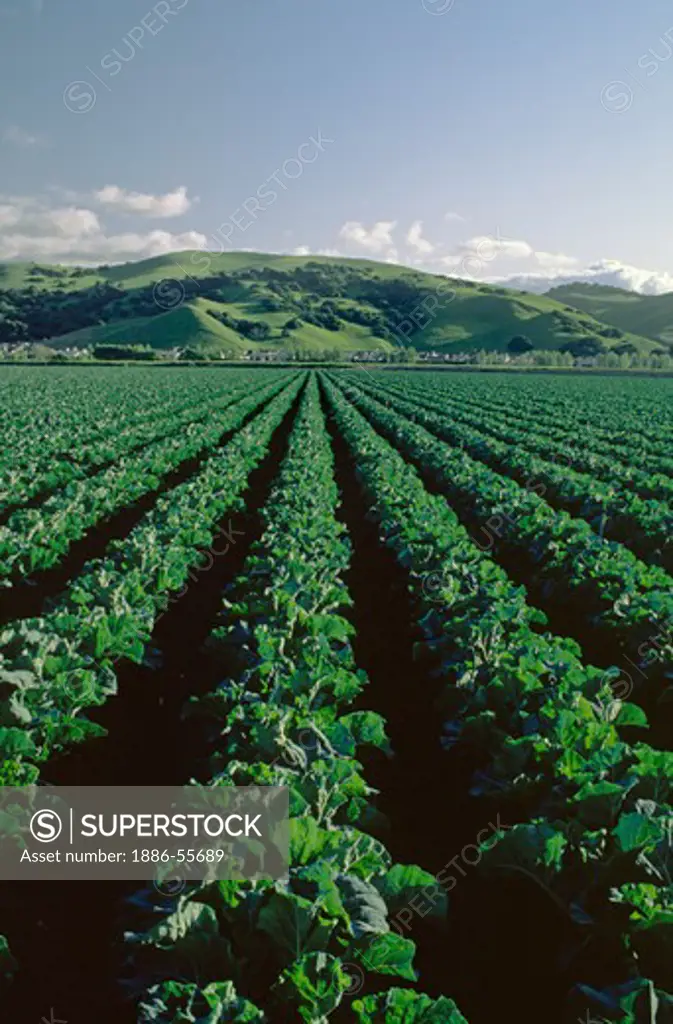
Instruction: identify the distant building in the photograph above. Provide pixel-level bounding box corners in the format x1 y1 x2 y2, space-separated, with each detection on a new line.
418 350 471 364
350 350 387 362
245 349 286 362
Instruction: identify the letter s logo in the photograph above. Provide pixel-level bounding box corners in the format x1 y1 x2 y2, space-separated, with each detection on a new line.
30 810 63 843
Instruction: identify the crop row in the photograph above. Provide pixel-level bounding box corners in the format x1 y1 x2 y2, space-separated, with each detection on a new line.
125 375 467 1022
374 372 673 501
0 373 293 585
0 367 202 473
0 375 305 782
405 371 673 456
0 370 270 515
336 375 673 691
321 373 673 1021
350 373 673 571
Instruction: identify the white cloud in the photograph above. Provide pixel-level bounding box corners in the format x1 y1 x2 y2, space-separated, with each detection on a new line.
0 199 100 240
534 251 579 271
436 236 673 296
415 230 673 298
48 207 101 238
292 245 344 258
280 227 673 299
339 220 397 255
0 202 24 229
406 220 435 256
2 125 46 148
94 184 193 218
338 217 540 271
0 229 207 263
481 236 533 260
444 211 466 223
0 194 206 262
441 234 533 271
491 259 673 296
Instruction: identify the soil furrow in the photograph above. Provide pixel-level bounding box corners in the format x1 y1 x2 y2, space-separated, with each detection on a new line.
0 387 303 1024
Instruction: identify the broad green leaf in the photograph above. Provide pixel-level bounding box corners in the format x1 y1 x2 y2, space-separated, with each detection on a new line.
613 812 662 853
337 874 389 939
358 932 417 980
614 703 649 729
257 891 334 963
138 979 264 1022
271 952 348 1022
571 781 625 829
375 863 447 924
353 987 468 1022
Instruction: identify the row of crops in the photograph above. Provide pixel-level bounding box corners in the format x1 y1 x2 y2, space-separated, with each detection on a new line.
0 365 670 1023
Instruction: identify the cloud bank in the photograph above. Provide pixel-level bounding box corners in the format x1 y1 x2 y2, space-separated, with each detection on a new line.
0 193 205 262
333 218 673 296
93 185 194 218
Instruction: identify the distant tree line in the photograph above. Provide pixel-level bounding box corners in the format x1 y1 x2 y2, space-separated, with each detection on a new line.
5 340 671 372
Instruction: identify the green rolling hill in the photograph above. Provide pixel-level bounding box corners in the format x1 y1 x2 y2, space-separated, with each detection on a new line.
0 251 664 357
46 301 249 356
548 282 673 348
46 297 379 356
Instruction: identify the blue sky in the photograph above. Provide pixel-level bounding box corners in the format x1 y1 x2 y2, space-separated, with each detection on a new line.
2 0 673 292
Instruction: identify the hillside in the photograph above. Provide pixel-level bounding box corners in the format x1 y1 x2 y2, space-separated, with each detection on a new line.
548 282 673 348
47 301 248 355
47 296 380 355
0 251 663 357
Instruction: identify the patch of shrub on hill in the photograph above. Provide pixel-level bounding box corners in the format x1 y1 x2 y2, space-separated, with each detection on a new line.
92 344 157 361
507 334 534 353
